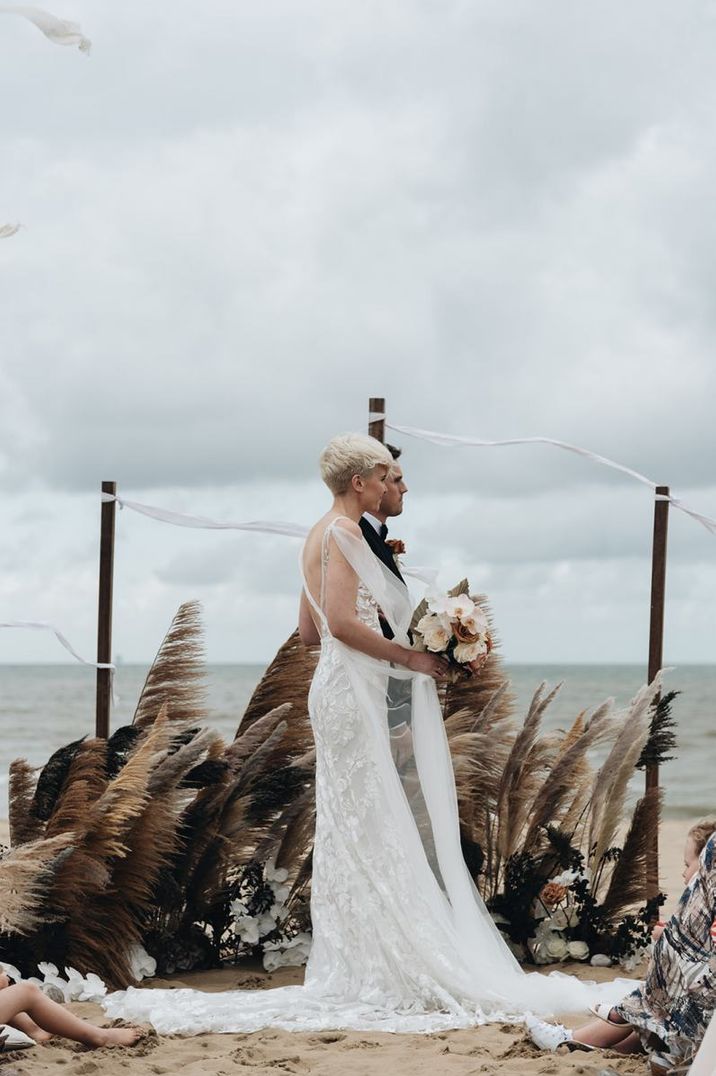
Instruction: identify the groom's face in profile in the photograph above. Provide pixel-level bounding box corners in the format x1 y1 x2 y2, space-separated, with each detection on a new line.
379 464 408 518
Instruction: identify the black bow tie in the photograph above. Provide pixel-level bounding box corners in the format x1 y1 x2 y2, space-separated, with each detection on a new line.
379 523 389 540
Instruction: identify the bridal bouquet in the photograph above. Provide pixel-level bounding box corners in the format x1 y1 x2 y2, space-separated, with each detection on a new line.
414 591 492 678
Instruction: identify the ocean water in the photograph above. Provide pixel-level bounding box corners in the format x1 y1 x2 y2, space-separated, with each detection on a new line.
0 663 713 820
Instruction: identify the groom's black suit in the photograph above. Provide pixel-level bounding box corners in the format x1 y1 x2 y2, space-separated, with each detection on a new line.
359 515 411 731
358 516 404 640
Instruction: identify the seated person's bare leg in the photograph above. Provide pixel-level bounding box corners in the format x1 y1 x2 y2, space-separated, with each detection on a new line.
0 984 141 1048
571 1018 635 1049
8 1011 53 1043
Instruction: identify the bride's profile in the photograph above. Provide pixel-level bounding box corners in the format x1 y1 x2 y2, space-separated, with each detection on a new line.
104 433 636 1034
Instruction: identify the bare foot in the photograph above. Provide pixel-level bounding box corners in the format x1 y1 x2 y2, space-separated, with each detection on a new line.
95 1026 143 1048
34 1030 54 1044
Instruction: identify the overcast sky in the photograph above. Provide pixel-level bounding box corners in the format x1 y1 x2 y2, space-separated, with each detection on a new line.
1 0 715 670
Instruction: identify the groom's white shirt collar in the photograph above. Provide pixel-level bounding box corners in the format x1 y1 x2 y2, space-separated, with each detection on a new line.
363 513 383 534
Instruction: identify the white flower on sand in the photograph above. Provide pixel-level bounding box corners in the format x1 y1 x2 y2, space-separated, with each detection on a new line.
65 966 107 1002
416 613 451 653
590 953 612 968
128 944 157 982
453 639 488 664
262 932 312 973
37 963 70 1002
567 941 590 961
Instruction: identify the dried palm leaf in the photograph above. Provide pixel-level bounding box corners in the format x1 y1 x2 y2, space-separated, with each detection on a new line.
106 725 142 778
495 682 562 863
0 833 74 935
588 680 661 875
8 760 43 846
31 737 86 821
256 786 316 873
521 700 615 853
133 601 207 728
241 631 317 740
45 739 108 838
636 690 679 770
600 786 663 920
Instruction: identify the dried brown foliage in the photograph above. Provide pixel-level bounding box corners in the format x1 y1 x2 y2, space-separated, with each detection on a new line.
133 600 208 728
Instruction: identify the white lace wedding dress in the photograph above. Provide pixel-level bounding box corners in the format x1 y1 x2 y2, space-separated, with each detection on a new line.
103 519 636 1034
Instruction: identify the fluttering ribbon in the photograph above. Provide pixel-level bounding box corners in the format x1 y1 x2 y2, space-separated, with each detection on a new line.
386 422 716 537
100 493 310 538
0 621 117 702
0 224 21 238
0 4 91 52
0 621 114 669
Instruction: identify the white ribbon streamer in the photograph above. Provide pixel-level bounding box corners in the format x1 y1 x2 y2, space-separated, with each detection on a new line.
0 223 21 238
100 493 309 538
0 621 114 669
387 422 716 537
0 4 91 52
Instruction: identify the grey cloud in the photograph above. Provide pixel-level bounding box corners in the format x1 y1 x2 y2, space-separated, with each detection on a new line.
2 0 716 664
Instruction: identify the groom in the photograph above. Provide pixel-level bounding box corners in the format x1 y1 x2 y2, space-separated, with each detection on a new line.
359 444 408 607
359 446 413 766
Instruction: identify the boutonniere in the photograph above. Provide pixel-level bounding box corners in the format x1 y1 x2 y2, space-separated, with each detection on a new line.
386 538 406 562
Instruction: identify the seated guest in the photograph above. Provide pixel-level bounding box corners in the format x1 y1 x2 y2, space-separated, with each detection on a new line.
0 972 141 1050
528 819 716 1073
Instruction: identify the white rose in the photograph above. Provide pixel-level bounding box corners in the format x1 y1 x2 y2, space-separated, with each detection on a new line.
550 908 569 930
527 937 554 965
453 639 487 663
567 941 589 961
590 953 612 967
417 614 451 652
545 934 569 960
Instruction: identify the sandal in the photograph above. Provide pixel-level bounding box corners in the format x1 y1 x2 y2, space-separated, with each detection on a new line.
589 1003 626 1026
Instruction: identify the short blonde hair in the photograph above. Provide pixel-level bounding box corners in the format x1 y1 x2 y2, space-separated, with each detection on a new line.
319 433 393 495
688 818 716 856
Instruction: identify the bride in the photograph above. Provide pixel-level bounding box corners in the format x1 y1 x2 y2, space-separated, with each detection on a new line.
104 433 636 1034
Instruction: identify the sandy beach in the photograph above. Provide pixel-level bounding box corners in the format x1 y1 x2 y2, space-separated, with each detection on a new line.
0 817 698 1075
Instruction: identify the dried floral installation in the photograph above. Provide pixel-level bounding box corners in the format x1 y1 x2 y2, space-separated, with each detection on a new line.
0 593 675 987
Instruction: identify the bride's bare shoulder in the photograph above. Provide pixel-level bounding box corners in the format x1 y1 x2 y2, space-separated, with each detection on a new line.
307 514 361 543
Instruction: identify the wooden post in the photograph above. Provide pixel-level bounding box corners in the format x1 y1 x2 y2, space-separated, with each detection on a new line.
369 397 385 442
646 484 670 899
96 480 117 738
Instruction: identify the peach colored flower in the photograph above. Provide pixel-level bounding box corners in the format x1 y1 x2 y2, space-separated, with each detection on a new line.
539 882 567 907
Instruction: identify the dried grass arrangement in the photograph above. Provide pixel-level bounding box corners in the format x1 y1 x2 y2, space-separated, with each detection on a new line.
0 595 675 986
